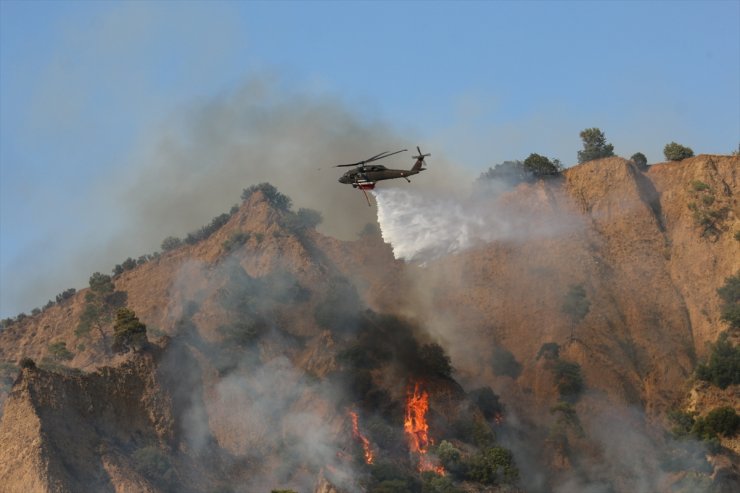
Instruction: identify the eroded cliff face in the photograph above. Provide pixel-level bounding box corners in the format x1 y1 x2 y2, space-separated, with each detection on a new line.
0 342 263 493
394 156 737 413
0 352 173 493
0 155 737 492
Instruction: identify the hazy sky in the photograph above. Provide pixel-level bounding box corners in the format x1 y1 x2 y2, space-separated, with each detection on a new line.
1 1 738 317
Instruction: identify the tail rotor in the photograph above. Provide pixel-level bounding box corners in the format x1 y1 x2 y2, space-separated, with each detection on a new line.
412 146 431 170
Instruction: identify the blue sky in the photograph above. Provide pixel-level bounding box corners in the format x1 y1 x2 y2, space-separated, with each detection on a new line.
1 0 738 317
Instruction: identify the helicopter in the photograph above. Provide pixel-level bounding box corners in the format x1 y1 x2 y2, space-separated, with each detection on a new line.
336 146 431 205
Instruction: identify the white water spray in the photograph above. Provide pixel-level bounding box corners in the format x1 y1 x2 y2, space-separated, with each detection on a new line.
373 186 578 263
373 188 513 262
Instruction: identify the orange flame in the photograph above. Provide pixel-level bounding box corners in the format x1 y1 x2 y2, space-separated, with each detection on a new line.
349 410 374 464
404 382 445 475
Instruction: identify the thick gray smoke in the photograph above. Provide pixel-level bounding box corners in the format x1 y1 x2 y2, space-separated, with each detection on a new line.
4 78 412 317
158 252 366 493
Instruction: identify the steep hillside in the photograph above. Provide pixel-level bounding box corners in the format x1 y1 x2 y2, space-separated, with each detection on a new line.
0 155 738 493
0 349 188 493
398 156 737 410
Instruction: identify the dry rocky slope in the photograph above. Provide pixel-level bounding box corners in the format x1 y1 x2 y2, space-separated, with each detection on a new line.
407 155 738 413
0 154 737 492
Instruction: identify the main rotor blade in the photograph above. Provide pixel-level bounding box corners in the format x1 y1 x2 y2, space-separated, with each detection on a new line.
365 148 407 163
367 150 393 161
334 149 407 167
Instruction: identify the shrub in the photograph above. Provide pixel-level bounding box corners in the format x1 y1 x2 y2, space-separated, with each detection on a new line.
562 284 590 324
536 342 560 361
132 446 175 487
468 387 503 420
436 440 462 466
217 319 266 347
421 472 463 493
369 461 420 493
121 257 136 271
664 142 694 161
477 160 530 187
55 288 76 304
19 357 36 369
76 299 103 337
185 212 231 245
692 407 740 439
161 236 183 252
369 480 416 493
47 342 73 361
280 207 323 234
491 345 522 378
553 360 584 401
0 362 17 393
293 207 323 230
686 182 728 238
31 308 41 316
717 273 740 330
75 284 127 337
242 183 292 211
222 232 250 252
578 128 615 163
460 417 496 448
467 446 519 485
695 331 739 389
111 308 148 353
668 409 696 438
550 401 584 437
523 153 562 178
631 152 648 170
89 272 114 295
418 343 453 378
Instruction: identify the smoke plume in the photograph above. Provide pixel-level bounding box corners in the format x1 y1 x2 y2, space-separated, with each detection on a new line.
3 77 412 317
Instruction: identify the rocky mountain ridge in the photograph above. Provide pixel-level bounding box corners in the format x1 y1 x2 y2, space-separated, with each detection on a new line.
0 154 738 493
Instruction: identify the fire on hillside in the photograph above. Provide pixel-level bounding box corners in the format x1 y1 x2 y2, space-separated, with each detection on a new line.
404 381 445 475
349 410 374 464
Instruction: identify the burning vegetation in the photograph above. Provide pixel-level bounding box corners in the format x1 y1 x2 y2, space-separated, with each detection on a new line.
404 382 445 475
349 410 374 465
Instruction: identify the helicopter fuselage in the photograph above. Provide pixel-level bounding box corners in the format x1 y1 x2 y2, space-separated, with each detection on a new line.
338 164 425 188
